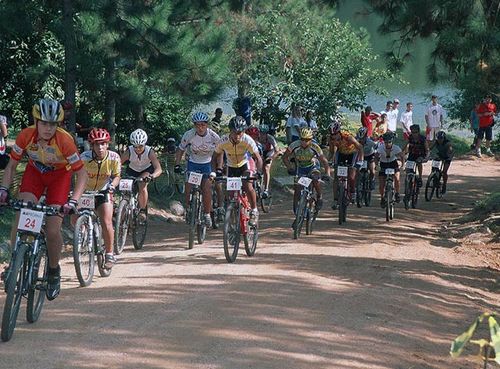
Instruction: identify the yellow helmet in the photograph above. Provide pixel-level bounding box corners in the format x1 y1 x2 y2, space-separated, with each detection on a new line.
32 99 64 123
300 127 313 140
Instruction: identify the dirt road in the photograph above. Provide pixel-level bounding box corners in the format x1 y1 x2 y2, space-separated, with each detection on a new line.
0 157 499 369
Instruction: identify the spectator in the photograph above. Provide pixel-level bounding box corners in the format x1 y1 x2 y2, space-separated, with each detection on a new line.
304 110 318 135
285 104 305 143
469 103 480 150
393 98 401 124
360 106 379 137
381 101 398 133
233 87 252 126
400 102 414 140
475 94 497 157
211 107 223 133
425 95 445 143
259 97 280 136
373 113 388 140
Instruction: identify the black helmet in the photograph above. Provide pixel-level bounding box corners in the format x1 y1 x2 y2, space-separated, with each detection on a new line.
436 131 446 140
409 124 420 133
382 132 395 143
228 116 247 132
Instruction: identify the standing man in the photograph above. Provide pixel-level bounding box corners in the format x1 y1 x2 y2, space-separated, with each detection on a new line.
211 107 223 133
393 98 401 125
425 95 445 143
259 97 280 136
381 101 398 134
360 106 379 138
475 94 497 157
400 102 414 140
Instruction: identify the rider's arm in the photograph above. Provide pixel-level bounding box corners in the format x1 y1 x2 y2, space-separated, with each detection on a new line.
0 121 7 138
120 149 130 165
174 147 184 166
215 151 224 170
424 140 430 158
319 154 331 177
149 150 163 179
327 138 335 162
1 157 19 189
70 167 88 202
282 148 292 170
253 151 263 173
351 137 364 161
402 141 409 155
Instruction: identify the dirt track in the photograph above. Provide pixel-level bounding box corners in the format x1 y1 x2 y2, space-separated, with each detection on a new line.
0 156 499 369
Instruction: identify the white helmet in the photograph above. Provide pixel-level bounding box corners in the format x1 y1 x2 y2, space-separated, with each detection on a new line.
130 129 148 146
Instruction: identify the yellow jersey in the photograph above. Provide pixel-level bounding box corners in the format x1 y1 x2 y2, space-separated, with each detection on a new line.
215 134 258 168
287 140 323 168
80 150 121 191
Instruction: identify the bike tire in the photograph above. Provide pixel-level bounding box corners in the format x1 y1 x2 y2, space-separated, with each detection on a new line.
114 199 130 255
27 240 48 323
338 185 345 225
196 194 207 244
96 252 112 277
356 175 363 208
1 243 29 342
154 171 175 199
260 194 273 213
435 174 443 198
223 202 240 263
404 176 412 210
425 174 435 202
244 225 258 257
385 187 393 222
95 222 111 278
364 178 372 207
188 193 198 249
305 208 313 235
73 215 95 287
175 178 185 195
132 208 148 250
411 181 419 209
293 194 307 239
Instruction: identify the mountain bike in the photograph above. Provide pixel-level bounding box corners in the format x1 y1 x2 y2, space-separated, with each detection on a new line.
255 175 273 213
403 160 420 209
384 168 396 221
355 160 372 208
216 175 258 263
72 192 112 287
292 173 320 239
185 171 215 249
425 159 444 202
114 177 148 254
153 154 185 198
1 200 60 342
335 164 352 225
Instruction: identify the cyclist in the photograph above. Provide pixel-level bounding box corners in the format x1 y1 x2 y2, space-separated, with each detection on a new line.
174 112 220 227
355 127 377 190
375 132 405 207
79 128 120 269
402 124 429 186
328 119 364 208
120 128 162 218
258 124 279 198
214 116 263 226
0 99 88 300
282 127 331 215
429 131 453 194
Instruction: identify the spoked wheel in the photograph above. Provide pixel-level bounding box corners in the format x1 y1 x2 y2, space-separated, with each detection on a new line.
188 194 198 249
385 188 393 222
356 176 363 208
175 176 185 195
411 182 419 209
223 203 240 263
73 215 95 287
95 224 111 278
114 199 130 255
1 243 29 342
260 193 273 213
338 185 345 225
244 225 258 257
27 241 48 323
293 194 307 239
132 208 148 250
425 174 436 201
305 208 314 235
435 174 443 198
404 177 412 210
364 178 372 207
197 198 207 245
153 172 175 199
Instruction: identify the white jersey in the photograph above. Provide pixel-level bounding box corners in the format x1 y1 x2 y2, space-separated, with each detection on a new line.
128 145 153 172
286 116 306 137
382 109 398 132
377 144 402 163
400 111 413 133
179 128 220 164
425 104 445 128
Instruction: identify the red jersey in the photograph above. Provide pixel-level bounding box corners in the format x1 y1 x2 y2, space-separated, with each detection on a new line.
476 102 497 128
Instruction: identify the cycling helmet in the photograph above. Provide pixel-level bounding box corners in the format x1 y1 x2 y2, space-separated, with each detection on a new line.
192 112 209 123
130 128 148 146
32 99 64 123
382 132 395 143
436 131 446 140
167 137 176 144
329 120 341 135
88 128 111 143
228 116 247 132
300 127 314 140
409 124 420 133
259 124 270 134
356 127 368 140
246 126 260 140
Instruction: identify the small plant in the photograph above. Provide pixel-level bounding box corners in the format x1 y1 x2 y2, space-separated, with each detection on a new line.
450 312 500 368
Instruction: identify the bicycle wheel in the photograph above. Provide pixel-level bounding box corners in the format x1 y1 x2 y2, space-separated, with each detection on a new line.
244 225 258 256
385 186 393 222
260 193 273 213
27 240 48 323
188 193 198 249
196 196 207 245
403 176 412 210
175 174 185 195
305 203 315 236
73 215 95 287
223 202 240 263
411 180 419 209
1 243 29 342
364 177 372 207
435 173 443 198
338 184 345 225
114 199 130 255
153 171 175 199
132 208 148 250
425 173 435 201
356 174 363 208
211 187 220 229
95 224 111 278
293 193 307 239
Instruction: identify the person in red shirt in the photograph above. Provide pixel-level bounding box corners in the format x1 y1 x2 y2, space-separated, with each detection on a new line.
474 94 497 157
360 106 379 138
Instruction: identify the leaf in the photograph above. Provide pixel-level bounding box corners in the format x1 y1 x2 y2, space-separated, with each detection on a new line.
450 315 481 357
489 316 500 364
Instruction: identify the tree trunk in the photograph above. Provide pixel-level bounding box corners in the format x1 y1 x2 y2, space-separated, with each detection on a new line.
104 64 116 146
135 104 145 129
63 0 77 133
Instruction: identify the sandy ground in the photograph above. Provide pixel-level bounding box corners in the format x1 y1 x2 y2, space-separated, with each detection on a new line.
0 155 499 369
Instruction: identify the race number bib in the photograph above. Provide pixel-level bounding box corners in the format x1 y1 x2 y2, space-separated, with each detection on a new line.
187 172 203 186
119 179 133 192
406 161 416 171
18 209 44 234
432 160 441 169
227 177 242 191
297 176 312 187
385 168 395 175
337 166 348 177
78 193 95 209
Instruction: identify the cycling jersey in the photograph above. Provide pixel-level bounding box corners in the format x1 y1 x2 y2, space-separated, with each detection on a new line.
260 134 277 155
362 138 378 157
435 139 452 160
288 140 323 168
215 133 258 168
408 134 426 158
10 125 83 173
331 131 357 155
127 145 153 172
179 128 220 164
377 144 402 163
81 150 121 191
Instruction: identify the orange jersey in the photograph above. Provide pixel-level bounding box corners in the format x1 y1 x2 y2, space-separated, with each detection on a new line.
331 131 357 155
10 125 84 173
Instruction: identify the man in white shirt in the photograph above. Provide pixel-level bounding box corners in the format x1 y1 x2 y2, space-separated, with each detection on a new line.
393 98 400 124
425 95 445 142
400 102 413 140
381 101 398 133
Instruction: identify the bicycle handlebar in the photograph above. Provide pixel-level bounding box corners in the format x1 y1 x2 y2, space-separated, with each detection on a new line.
8 199 62 215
